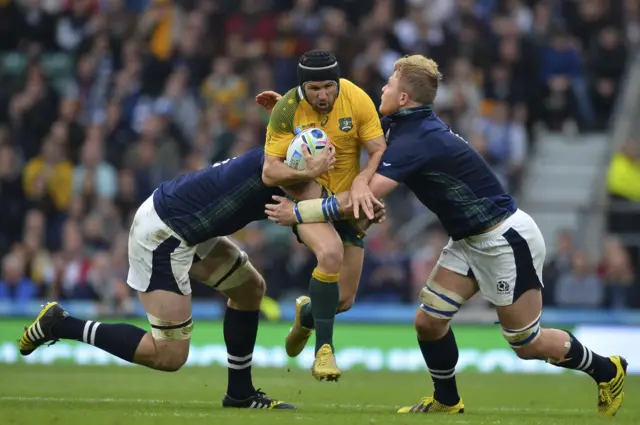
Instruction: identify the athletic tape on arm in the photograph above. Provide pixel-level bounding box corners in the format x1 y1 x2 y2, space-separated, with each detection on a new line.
294 196 343 224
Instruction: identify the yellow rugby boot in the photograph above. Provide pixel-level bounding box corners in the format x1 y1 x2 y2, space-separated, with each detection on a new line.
19 302 68 355
311 344 341 382
285 296 313 357
597 356 627 416
397 396 465 414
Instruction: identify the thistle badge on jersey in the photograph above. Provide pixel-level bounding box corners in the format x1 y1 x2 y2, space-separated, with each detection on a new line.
339 117 353 132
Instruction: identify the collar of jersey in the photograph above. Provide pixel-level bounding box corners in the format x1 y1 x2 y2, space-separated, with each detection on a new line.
389 104 433 118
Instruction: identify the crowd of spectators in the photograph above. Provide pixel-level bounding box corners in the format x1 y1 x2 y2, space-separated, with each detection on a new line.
0 0 637 312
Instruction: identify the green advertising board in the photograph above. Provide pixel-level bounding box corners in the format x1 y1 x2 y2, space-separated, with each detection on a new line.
0 320 567 374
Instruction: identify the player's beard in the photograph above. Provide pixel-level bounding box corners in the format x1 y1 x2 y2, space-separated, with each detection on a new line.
311 98 335 115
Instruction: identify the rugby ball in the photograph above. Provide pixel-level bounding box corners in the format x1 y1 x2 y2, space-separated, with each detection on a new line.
285 128 330 171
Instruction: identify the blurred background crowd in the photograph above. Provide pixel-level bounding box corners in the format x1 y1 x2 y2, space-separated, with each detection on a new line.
0 0 639 313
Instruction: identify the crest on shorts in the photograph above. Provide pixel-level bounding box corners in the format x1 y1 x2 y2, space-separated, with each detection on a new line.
497 280 511 295
339 117 353 132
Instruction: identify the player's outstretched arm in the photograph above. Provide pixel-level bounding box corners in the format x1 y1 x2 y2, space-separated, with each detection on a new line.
264 172 397 226
262 154 313 187
351 136 387 220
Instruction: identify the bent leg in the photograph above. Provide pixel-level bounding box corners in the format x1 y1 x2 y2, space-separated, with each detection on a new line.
191 237 262 400
296 223 343 354
496 289 625 416
472 210 626 416
136 289 192 371
190 237 294 409
21 196 195 371
406 264 478 411
20 290 192 372
299 243 364 331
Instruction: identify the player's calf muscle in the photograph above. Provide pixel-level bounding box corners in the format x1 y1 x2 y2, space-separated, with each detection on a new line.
511 328 567 362
336 246 363 312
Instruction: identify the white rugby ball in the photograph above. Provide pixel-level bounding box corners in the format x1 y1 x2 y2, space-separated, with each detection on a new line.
284 128 330 171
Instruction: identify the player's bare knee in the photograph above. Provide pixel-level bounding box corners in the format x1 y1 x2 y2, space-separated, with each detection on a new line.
414 308 449 340
153 348 189 372
144 312 193 372
316 243 344 273
222 260 266 310
338 295 355 313
243 273 266 304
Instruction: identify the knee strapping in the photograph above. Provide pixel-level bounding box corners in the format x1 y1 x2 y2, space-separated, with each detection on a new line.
501 313 541 349
419 280 465 320
147 313 193 341
204 251 257 291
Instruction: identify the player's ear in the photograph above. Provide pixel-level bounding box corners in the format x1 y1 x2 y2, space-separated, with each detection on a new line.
399 92 409 106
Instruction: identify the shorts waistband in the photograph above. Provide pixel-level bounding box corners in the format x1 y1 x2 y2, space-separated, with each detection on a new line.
464 209 520 243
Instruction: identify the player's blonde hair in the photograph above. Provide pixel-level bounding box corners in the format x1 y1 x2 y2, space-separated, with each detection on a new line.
393 55 442 105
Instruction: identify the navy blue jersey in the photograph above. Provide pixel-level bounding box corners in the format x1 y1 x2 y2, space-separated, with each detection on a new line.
153 148 284 245
377 106 516 240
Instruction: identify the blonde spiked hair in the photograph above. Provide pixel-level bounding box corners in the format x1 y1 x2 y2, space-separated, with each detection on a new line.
393 55 443 105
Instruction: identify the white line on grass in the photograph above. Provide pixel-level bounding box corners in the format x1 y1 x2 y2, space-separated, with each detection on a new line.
0 396 591 414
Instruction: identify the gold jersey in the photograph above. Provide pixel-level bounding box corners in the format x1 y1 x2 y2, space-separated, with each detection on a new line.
265 78 383 193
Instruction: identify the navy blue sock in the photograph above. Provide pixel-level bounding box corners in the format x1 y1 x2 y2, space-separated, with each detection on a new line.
554 331 616 383
418 328 461 406
51 316 146 362
224 307 258 399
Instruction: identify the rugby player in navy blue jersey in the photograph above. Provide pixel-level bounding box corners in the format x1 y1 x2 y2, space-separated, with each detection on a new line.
264 55 626 417
18 146 334 410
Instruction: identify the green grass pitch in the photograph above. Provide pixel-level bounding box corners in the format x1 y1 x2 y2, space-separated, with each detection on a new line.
0 365 636 425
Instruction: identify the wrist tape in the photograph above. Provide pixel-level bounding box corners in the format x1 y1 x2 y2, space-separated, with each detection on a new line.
293 195 342 224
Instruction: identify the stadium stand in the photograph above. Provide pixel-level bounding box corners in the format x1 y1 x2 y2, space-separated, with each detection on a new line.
0 0 639 317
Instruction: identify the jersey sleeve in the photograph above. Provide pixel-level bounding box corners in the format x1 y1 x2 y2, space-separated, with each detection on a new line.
375 139 430 183
346 81 384 143
264 89 299 158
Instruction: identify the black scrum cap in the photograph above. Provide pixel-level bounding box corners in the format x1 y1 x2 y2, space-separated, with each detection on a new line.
297 50 340 97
